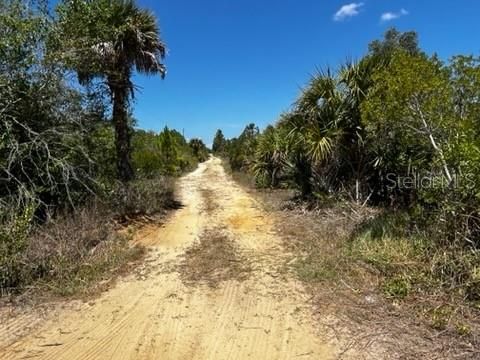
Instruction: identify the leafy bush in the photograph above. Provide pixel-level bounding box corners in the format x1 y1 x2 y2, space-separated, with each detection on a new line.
0 201 35 291
383 276 411 299
226 28 480 256
222 124 259 171
0 0 108 215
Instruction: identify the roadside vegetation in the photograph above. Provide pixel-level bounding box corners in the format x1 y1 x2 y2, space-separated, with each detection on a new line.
215 28 480 338
0 0 208 299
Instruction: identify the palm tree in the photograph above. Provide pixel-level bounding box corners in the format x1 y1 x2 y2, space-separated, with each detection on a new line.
189 138 208 162
58 0 166 181
294 70 343 164
279 71 343 195
338 58 376 201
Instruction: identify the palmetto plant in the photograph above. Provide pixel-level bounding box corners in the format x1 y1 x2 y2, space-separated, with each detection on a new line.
57 0 166 181
272 63 376 197
277 71 343 195
253 125 288 187
337 58 377 199
293 70 343 164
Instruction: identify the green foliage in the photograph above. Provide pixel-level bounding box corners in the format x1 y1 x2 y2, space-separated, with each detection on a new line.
0 1 186 296
368 27 420 59
383 276 411 299
218 28 480 305
132 127 204 177
106 177 177 219
0 0 105 212
350 212 427 275
225 27 480 249
235 28 427 200
54 0 166 84
350 211 480 302
0 0 49 71
55 0 167 181
223 123 259 172
189 138 209 163
362 51 455 199
88 123 117 181
252 125 288 187
212 129 227 154
0 201 35 289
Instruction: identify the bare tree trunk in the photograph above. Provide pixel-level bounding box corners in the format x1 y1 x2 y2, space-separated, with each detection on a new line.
411 98 453 184
356 178 360 204
112 86 134 182
423 118 453 184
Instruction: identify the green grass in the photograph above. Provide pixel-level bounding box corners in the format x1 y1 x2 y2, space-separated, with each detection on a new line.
382 275 412 299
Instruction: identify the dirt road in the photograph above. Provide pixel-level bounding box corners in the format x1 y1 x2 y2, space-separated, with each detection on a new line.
0 158 337 359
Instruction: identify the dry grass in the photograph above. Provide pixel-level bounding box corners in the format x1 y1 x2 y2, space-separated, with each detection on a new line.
200 188 218 214
4 204 145 303
108 177 181 223
181 168 480 357
251 188 480 359
1 177 178 303
178 227 252 288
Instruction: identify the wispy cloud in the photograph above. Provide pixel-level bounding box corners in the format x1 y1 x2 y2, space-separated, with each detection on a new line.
223 123 243 129
380 8 408 22
333 3 364 22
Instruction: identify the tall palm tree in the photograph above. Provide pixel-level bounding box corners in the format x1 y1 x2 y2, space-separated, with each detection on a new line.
58 0 166 181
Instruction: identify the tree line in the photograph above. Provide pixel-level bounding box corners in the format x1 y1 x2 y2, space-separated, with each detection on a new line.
214 28 480 300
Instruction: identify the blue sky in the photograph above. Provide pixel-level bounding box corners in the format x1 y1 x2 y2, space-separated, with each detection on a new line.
131 0 478 146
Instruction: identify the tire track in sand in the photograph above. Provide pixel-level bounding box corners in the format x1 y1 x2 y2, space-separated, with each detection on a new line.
0 158 336 360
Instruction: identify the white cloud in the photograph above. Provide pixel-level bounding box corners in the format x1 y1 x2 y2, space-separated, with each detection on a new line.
333 3 364 22
380 8 408 22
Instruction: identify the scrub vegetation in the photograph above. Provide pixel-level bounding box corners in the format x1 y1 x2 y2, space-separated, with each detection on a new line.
2 0 480 354
215 28 480 338
0 0 208 298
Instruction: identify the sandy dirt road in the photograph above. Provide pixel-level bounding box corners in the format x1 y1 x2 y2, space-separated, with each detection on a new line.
0 158 337 360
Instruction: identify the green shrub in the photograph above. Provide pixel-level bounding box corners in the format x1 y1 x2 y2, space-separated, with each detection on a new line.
426 305 454 330
430 249 480 301
383 276 411 299
132 127 203 178
0 202 35 291
351 212 480 302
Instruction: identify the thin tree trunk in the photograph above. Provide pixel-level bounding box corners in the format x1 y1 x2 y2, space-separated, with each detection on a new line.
112 86 134 182
410 98 453 184
355 179 360 204
271 168 278 187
